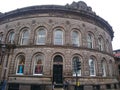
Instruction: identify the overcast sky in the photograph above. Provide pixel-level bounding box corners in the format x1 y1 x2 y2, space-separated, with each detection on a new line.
0 0 119 50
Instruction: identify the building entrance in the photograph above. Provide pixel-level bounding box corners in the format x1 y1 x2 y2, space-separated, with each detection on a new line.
53 64 63 84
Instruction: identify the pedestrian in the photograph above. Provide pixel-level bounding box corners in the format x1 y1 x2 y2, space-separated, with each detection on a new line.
1 80 6 90
63 80 68 90
52 81 56 90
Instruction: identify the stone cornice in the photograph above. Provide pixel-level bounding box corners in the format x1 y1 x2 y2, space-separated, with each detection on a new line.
0 3 114 39
15 45 114 57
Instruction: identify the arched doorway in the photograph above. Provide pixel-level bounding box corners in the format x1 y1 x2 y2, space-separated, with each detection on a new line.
53 55 63 84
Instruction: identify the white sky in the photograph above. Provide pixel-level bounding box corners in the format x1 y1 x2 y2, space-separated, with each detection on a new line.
0 0 119 50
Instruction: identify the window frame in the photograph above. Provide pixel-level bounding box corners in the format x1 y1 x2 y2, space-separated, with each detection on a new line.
71 30 80 47
0 33 3 42
87 33 93 48
16 55 25 75
36 27 46 45
8 31 15 44
33 54 44 75
98 37 104 51
72 56 81 76
109 60 113 76
89 58 96 76
20 28 29 45
54 28 64 45
101 60 107 77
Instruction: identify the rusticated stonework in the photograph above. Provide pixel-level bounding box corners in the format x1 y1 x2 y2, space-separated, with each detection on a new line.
0 1 119 90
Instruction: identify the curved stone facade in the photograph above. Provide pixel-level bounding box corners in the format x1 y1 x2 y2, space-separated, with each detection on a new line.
0 1 119 90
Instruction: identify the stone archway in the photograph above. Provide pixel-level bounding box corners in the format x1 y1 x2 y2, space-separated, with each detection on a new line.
53 55 63 84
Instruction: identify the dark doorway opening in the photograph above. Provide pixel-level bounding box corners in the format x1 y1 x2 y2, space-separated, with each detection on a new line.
8 83 19 90
53 64 63 84
31 85 42 90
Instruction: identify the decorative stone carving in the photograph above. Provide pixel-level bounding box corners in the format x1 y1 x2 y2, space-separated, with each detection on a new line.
65 1 94 14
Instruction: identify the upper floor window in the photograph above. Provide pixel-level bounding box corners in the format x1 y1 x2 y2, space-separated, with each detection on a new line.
87 33 93 48
16 55 25 75
101 60 106 77
20 28 29 45
98 37 104 51
72 30 80 47
33 54 44 75
8 31 15 44
72 56 81 76
89 58 96 76
106 40 109 52
36 27 46 45
118 65 120 76
0 33 3 43
54 29 63 45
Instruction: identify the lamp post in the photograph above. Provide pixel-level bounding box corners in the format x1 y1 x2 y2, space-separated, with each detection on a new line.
73 59 81 90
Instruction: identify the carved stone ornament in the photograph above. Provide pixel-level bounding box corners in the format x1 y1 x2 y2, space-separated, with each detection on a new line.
65 1 94 14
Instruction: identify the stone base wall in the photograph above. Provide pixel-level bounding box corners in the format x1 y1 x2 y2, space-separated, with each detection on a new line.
7 83 120 90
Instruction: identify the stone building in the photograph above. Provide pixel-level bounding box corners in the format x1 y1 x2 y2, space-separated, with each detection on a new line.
113 49 120 86
0 1 119 90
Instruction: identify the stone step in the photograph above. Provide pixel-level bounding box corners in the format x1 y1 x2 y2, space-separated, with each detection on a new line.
54 88 64 90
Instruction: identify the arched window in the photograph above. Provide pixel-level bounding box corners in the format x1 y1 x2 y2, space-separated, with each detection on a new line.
101 60 107 76
33 54 44 75
36 27 46 45
54 29 63 45
106 40 109 52
0 33 3 43
89 58 96 76
98 37 104 51
16 55 25 75
53 55 63 62
109 60 113 76
72 30 80 47
87 33 93 48
8 31 15 44
72 56 81 76
20 28 29 45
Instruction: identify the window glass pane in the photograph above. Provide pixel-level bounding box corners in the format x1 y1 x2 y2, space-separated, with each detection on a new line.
98 38 103 51
0 34 3 42
72 56 81 76
17 56 25 74
34 55 43 75
54 29 63 45
89 59 95 76
8 32 15 43
72 31 79 46
37 29 46 45
53 55 63 62
21 30 29 45
101 61 106 76
87 34 93 48
109 61 112 76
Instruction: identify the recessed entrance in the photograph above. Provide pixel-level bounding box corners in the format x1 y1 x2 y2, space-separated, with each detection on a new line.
53 55 63 84
53 64 63 84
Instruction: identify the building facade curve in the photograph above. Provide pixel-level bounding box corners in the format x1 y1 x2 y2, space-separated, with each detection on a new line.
0 1 119 90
